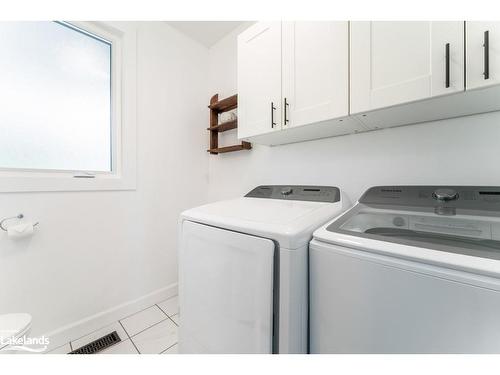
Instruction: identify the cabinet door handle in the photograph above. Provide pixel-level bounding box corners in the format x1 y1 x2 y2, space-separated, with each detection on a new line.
445 43 450 88
484 30 490 80
284 97 289 125
271 102 276 128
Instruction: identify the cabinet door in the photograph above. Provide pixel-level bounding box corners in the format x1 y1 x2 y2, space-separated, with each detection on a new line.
350 21 464 114
282 21 349 128
466 22 500 90
238 22 282 139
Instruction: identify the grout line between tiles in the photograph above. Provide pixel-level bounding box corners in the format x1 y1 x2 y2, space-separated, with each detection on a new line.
128 316 170 339
156 302 179 318
155 303 169 316
159 342 178 354
129 317 178 354
119 320 132 340
155 303 171 317
68 297 177 352
119 303 164 324
166 315 178 327
119 320 141 354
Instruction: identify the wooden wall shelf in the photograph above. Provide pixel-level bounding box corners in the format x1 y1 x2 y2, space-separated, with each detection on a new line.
207 119 238 132
208 95 238 112
208 144 252 154
207 94 251 155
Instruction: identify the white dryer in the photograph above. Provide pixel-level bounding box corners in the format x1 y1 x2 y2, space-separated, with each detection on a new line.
310 185 500 353
178 185 348 354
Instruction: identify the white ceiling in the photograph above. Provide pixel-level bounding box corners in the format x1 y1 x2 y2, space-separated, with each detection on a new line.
166 21 247 48
167 21 245 47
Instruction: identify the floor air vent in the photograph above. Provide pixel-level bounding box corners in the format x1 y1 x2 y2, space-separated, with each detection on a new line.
69 331 121 354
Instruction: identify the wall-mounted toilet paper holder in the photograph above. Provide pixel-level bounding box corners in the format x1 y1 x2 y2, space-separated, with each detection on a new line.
0 214 39 232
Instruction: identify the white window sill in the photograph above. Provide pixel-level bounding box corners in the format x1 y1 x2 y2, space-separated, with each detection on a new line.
0 171 136 193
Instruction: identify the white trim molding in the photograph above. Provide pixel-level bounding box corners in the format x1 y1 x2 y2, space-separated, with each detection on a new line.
43 283 178 351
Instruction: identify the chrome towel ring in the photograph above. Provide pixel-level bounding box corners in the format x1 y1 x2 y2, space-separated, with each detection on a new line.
0 214 39 232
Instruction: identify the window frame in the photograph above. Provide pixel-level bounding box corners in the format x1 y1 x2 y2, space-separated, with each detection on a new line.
0 21 137 192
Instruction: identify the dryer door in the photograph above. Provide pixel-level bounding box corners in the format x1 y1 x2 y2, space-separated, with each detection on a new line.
179 221 275 353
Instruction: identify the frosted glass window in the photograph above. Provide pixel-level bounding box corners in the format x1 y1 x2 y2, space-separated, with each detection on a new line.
0 22 112 172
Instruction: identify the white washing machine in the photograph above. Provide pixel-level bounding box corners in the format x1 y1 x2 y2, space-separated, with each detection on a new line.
310 185 500 353
178 185 348 354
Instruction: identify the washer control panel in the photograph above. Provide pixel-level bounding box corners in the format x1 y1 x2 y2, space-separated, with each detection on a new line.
360 186 500 212
433 188 458 201
245 185 340 203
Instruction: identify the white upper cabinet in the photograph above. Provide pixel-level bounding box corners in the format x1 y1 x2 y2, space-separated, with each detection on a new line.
282 22 349 128
237 22 282 139
237 21 500 146
350 21 464 114
466 22 500 90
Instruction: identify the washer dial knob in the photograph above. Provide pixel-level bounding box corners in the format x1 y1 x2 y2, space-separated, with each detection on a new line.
433 188 458 201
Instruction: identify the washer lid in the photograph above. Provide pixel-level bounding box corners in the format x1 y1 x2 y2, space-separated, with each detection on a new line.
322 186 500 262
0 313 32 348
313 187 500 278
181 191 346 249
326 206 500 260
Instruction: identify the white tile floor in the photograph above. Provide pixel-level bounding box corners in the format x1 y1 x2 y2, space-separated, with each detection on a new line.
47 295 180 354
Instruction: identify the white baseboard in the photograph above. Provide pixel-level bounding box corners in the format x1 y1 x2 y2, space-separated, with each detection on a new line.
44 283 178 351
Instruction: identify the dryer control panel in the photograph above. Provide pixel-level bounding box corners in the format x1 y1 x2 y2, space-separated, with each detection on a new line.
360 186 500 212
245 185 340 203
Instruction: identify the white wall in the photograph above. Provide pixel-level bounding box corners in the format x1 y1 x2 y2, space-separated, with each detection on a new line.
207 26 500 205
0 21 209 340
